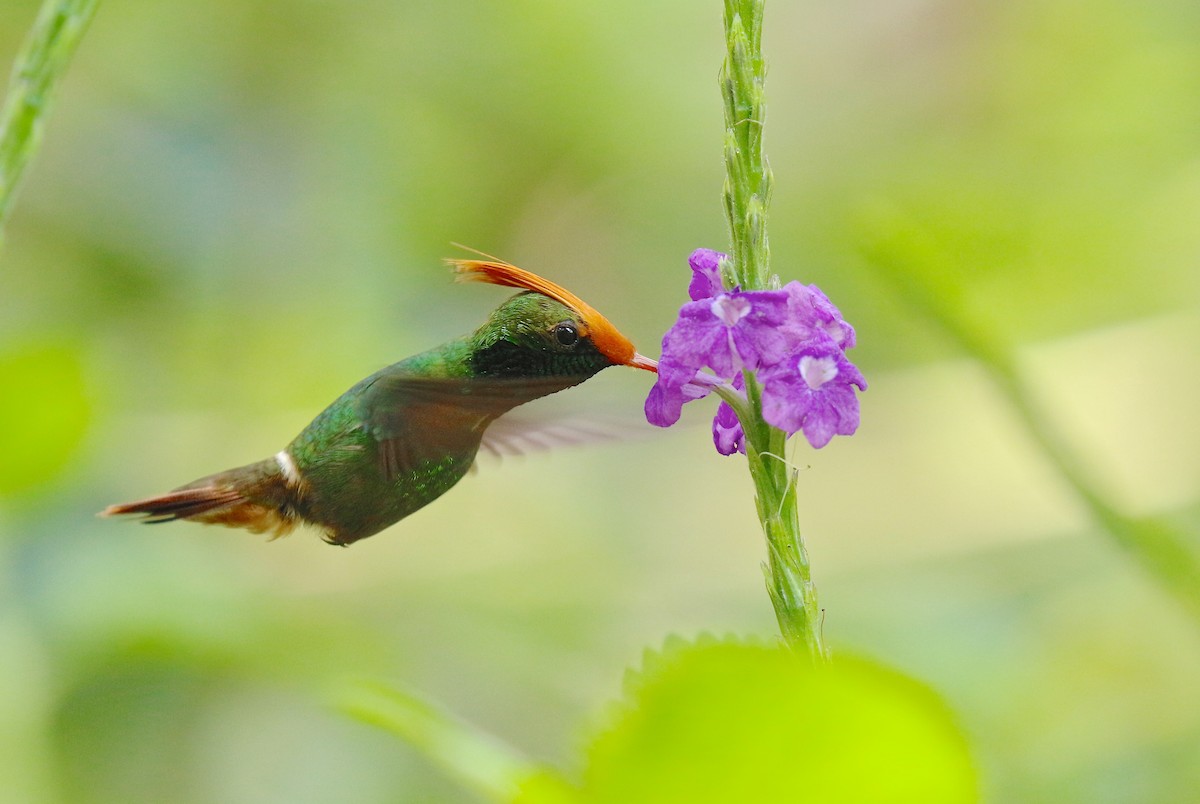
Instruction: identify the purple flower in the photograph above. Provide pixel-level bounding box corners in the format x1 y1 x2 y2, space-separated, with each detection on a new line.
644 247 866 452
645 356 712 427
760 343 867 449
662 289 792 377
713 401 745 455
688 248 726 301
783 281 856 351
711 374 746 455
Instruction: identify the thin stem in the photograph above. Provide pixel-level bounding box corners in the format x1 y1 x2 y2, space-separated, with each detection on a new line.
721 0 772 290
720 1 827 659
336 680 567 802
0 0 99 245
744 375 828 658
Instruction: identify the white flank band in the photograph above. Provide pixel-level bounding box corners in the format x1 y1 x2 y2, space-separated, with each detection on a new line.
275 450 301 487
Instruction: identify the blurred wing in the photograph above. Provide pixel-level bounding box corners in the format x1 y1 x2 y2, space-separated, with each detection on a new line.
478 411 652 460
358 374 586 481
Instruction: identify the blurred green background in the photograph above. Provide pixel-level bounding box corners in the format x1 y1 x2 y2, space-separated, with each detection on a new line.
2 0 1199 801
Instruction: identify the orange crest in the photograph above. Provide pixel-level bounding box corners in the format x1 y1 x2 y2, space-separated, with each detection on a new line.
448 255 647 369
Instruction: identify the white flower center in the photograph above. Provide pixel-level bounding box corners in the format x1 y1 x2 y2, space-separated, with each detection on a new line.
799 355 838 390
710 294 751 328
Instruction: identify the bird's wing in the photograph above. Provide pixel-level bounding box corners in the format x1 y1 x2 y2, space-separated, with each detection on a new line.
478 412 648 459
357 375 583 481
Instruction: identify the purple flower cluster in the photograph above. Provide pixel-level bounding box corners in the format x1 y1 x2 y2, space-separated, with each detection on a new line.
645 249 866 453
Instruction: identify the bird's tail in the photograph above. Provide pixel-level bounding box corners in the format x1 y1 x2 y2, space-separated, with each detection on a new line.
100 457 298 538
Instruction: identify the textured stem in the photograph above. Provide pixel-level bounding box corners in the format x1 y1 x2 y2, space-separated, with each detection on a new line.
0 0 99 245
743 376 828 658
721 0 772 290
720 0 827 661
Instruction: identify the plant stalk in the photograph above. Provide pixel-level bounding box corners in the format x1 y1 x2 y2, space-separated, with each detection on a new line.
720 0 828 660
0 0 99 245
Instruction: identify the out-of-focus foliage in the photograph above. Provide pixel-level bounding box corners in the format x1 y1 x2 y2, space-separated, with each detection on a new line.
2 0 1199 802
345 639 976 803
0 342 88 496
581 640 974 803
0 0 97 235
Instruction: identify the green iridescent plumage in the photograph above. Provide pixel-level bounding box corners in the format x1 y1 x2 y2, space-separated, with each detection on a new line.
104 264 655 545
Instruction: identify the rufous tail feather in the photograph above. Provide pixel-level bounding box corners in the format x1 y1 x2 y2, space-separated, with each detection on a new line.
100 458 298 539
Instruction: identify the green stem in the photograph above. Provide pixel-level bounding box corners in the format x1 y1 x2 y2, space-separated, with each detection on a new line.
744 379 828 659
0 0 99 245
719 0 827 661
337 679 571 802
721 0 771 291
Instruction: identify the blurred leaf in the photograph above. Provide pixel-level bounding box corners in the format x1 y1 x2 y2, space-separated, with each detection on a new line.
581 641 976 803
619 631 748 701
0 341 88 496
338 679 573 804
856 201 1200 625
0 0 99 241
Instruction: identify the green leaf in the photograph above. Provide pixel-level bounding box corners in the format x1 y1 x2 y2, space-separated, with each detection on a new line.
581 641 976 803
0 341 89 497
0 0 100 240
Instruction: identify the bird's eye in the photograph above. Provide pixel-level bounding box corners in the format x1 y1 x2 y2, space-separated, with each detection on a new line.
553 322 579 347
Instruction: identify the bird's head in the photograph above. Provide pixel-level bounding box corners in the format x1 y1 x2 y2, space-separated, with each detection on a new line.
450 257 658 380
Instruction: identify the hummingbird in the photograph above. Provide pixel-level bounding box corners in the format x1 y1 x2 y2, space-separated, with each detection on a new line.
102 257 658 545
